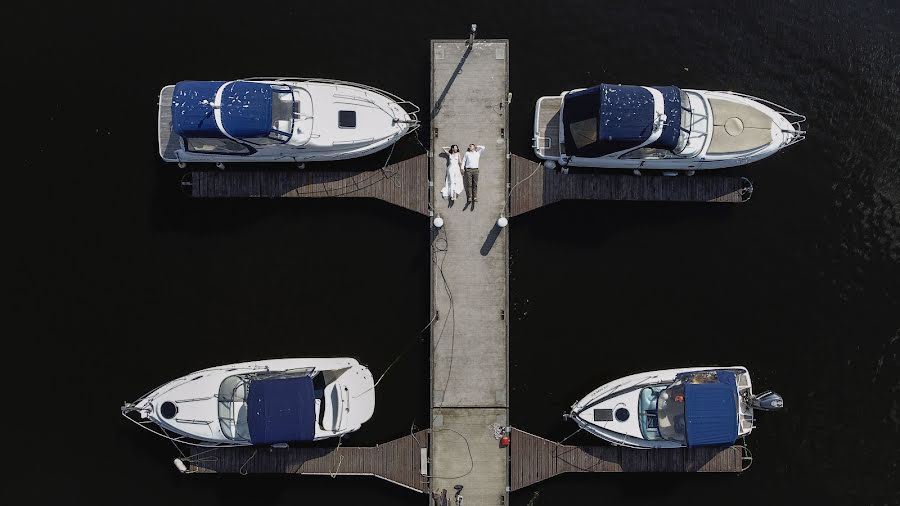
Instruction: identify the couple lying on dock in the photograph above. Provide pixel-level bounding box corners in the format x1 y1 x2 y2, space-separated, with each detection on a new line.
441 144 485 203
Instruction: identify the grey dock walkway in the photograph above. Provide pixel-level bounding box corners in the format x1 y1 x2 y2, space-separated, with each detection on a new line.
429 39 509 506
509 155 752 216
188 431 429 493
509 428 744 491
186 154 429 215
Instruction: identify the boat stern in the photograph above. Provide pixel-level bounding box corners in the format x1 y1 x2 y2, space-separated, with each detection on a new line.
533 95 564 160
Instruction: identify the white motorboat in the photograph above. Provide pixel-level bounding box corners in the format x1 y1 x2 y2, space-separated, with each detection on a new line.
122 358 375 447
158 78 419 164
533 84 805 171
567 367 783 449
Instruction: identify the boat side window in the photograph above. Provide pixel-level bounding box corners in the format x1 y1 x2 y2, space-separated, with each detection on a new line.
619 147 676 159
185 137 252 155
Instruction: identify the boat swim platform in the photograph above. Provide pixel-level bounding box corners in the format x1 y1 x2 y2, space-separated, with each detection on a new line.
509 428 744 491
185 154 429 215
187 431 430 493
429 39 510 506
509 155 753 217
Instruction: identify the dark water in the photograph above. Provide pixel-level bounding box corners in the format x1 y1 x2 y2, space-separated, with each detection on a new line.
16 0 898 504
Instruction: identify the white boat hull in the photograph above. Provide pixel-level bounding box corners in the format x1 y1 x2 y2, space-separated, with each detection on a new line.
159 78 419 164
569 366 755 449
124 358 375 446
534 87 805 171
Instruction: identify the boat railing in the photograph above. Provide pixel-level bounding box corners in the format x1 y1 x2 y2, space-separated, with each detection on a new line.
242 77 421 134
721 91 807 147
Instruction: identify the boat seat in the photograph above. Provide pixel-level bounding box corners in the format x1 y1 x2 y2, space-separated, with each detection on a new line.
707 98 773 154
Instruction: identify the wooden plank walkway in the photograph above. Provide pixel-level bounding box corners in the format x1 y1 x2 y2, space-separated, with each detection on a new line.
188 431 429 493
187 154 429 215
509 155 752 216
509 428 744 491
430 39 510 506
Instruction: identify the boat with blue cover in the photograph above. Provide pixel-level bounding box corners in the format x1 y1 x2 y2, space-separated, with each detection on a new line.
534 84 805 171
122 358 375 447
567 367 783 449
158 78 419 165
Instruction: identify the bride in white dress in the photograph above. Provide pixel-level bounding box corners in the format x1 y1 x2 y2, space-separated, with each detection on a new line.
440 144 465 201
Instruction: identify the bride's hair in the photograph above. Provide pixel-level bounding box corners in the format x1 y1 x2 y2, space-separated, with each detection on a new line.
450 144 459 153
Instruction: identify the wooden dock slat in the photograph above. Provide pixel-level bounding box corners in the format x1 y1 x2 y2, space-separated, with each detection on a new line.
188 431 429 493
188 154 429 215
508 155 751 216
509 428 743 492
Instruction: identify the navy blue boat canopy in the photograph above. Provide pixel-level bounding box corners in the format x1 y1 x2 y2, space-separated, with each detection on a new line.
562 84 682 157
683 370 739 447
247 376 316 444
171 81 277 139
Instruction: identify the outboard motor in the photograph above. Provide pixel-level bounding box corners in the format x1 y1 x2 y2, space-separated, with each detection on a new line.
749 391 784 411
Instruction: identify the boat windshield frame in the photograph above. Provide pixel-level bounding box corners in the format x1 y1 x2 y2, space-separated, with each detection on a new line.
656 379 687 442
241 84 296 146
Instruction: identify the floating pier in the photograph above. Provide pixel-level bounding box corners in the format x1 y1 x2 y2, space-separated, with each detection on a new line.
428 38 511 506
187 431 429 493
510 155 752 217
186 155 429 215
509 429 745 491
163 38 753 501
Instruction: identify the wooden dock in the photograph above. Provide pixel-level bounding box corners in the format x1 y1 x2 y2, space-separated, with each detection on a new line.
186 154 429 215
509 428 744 491
429 39 510 506
187 431 429 493
509 155 752 216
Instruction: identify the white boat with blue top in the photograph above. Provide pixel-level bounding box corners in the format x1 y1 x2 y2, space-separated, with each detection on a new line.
122 358 375 447
158 78 419 165
534 84 805 171
567 367 783 449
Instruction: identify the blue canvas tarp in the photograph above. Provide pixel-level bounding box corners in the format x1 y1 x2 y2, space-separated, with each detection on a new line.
172 81 273 139
247 376 316 444
684 371 739 447
562 84 682 157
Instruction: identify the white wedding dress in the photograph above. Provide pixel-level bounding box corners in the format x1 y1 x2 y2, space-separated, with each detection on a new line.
441 153 464 201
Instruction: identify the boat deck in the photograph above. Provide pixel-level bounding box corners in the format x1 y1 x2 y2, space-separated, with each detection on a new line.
509 155 752 216
534 97 562 158
510 428 744 491
707 97 773 154
158 85 180 162
188 431 429 493
187 154 429 215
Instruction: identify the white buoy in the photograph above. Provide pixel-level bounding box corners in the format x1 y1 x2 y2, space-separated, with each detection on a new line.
177 162 187 169
433 216 444 228
543 160 556 170
497 216 508 228
173 458 188 473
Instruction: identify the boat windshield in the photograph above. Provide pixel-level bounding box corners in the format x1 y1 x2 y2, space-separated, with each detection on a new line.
217 374 251 441
656 380 686 442
243 84 296 145
673 89 693 154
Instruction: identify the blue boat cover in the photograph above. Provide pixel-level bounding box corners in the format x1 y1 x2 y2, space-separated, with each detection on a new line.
684 371 739 447
247 376 316 444
172 81 273 139
562 84 681 157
